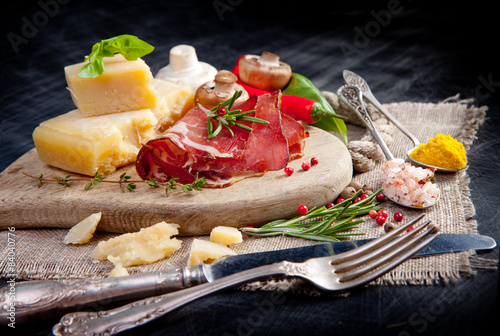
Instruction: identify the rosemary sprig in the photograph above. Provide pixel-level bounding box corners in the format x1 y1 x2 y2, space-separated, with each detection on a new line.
242 188 383 242
23 171 207 197
199 90 269 139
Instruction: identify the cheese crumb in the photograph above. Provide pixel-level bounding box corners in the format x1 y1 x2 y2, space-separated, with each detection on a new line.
210 226 243 246
108 263 129 278
90 222 182 267
188 239 236 268
63 212 102 245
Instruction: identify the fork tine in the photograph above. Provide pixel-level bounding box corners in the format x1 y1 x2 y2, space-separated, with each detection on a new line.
333 219 432 273
330 214 426 265
335 224 440 288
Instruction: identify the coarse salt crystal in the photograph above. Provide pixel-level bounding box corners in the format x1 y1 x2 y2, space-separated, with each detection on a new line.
381 160 439 207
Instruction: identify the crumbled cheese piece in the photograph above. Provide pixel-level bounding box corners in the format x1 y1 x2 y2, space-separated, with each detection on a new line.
32 109 158 176
63 212 102 245
108 263 129 278
65 54 158 117
210 226 243 246
90 222 182 267
188 239 236 268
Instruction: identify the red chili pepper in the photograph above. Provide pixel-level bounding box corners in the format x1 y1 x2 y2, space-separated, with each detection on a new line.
232 56 342 124
280 95 318 124
236 78 269 96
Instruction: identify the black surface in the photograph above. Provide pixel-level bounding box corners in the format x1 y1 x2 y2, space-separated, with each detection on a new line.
1 1 499 335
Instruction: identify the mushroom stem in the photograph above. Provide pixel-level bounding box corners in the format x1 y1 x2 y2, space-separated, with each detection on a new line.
169 44 201 72
257 51 281 66
155 44 218 92
195 70 249 106
213 70 238 95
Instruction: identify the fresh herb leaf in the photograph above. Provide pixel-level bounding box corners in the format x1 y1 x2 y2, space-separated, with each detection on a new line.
242 188 383 242
200 91 269 139
102 34 155 60
54 174 72 187
119 172 136 192
84 172 106 190
147 178 161 188
78 34 154 78
24 171 205 197
37 174 44 188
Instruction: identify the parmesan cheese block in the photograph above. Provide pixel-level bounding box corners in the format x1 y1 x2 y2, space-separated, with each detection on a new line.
65 54 158 117
63 212 101 245
90 222 182 267
188 239 236 268
151 78 195 132
210 226 243 246
32 108 158 176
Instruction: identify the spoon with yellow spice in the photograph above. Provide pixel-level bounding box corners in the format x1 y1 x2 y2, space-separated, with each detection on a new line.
342 70 467 173
407 134 467 173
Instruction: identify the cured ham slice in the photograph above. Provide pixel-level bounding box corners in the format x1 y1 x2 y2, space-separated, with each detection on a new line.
136 91 309 187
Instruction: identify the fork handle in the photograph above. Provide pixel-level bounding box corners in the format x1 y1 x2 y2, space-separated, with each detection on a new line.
0 266 206 325
52 262 290 336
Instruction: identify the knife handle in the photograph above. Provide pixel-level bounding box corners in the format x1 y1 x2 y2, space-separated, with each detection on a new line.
0 266 205 325
53 262 289 336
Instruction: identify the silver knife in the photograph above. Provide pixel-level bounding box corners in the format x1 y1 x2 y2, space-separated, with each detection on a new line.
0 233 495 324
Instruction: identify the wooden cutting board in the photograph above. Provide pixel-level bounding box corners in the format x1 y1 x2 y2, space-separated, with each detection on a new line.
0 126 352 235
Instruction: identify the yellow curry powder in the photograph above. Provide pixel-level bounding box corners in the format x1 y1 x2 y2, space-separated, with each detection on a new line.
409 134 467 170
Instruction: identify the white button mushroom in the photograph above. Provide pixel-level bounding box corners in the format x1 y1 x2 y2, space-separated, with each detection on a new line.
155 44 218 92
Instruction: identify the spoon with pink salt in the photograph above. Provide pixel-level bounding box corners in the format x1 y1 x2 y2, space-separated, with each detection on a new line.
337 84 440 209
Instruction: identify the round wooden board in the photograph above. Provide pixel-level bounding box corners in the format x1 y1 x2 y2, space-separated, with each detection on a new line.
0 126 352 235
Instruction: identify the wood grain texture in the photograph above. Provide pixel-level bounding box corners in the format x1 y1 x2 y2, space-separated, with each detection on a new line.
0 126 352 235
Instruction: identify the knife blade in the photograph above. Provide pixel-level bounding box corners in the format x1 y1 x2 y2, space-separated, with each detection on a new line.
203 233 496 281
1 233 495 324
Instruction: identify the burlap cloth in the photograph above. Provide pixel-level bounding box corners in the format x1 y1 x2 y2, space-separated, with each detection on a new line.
0 94 490 293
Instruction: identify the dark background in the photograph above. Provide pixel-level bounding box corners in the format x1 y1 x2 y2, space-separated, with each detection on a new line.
1 0 498 335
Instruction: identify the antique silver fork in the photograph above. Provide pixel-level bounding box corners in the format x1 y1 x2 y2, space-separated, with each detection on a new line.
53 216 439 336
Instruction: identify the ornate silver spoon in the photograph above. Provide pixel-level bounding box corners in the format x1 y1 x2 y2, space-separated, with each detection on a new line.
337 84 439 209
342 70 461 173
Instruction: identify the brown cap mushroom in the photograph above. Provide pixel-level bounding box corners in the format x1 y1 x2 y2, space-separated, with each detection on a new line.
238 51 292 91
195 70 249 107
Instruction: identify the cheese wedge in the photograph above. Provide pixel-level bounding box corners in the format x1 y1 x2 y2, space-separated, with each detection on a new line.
90 222 182 267
210 226 243 246
63 212 102 245
32 109 157 176
65 54 158 117
151 78 195 132
188 239 236 268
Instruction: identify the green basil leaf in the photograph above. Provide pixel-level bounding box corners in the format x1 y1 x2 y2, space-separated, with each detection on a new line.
103 34 154 60
78 57 104 78
77 34 154 78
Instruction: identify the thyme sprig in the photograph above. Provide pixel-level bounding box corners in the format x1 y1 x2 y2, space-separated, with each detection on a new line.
23 171 207 197
199 90 269 139
242 188 383 242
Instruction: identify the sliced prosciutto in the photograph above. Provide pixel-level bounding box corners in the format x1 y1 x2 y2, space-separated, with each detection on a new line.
136 91 309 187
